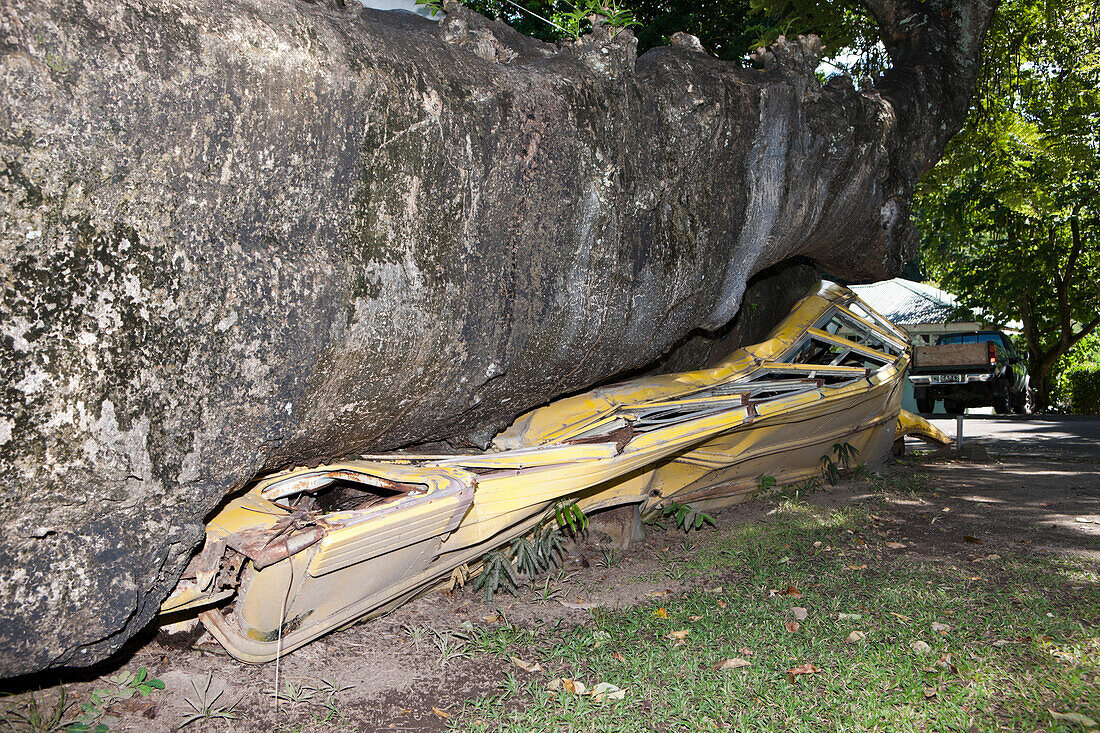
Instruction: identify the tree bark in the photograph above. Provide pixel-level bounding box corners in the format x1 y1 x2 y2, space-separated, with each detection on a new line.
0 0 995 676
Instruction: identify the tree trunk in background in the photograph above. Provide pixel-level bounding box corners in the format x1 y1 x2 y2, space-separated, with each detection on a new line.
0 0 995 676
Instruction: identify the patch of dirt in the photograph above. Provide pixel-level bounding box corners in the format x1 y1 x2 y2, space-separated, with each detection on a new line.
4 453 1097 732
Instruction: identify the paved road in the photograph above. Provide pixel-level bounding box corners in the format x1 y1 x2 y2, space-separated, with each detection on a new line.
913 415 1100 460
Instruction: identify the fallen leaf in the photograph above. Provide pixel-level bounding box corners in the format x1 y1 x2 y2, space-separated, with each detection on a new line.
931 622 951 634
846 631 867 644
714 657 751 670
786 663 819 681
813 541 822 547
889 612 912 622
482 613 501 624
783 585 802 598
432 707 451 719
1075 516 1098 525
612 652 626 662
986 553 1002 561
791 607 808 621
738 647 754 656
511 656 542 673
646 590 668 598
667 629 691 641
717 600 727 609
653 608 669 619
590 682 626 702
704 586 724 593
547 678 587 695
785 620 801 633
1049 710 1098 727
885 542 907 550
688 615 703 622
911 640 932 654
992 639 1012 647
844 564 868 571
941 507 951 512
963 535 982 544
838 613 862 620
399 708 413 715
923 688 938 699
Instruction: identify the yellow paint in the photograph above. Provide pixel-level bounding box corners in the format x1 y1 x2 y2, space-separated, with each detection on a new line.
163 281 936 663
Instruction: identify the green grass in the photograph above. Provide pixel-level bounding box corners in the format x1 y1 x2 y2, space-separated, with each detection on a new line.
456 502 1099 732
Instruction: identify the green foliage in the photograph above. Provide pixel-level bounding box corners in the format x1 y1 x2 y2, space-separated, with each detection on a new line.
915 0 1100 407
455 0 880 66
67 667 165 732
821 443 859 486
554 500 588 534
178 672 240 729
658 500 715 533
756 474 777 494
548 0 639 39
0 689 71 733
472 549 521 605
511 523 565 577
831 441 859 469
414 0 445 15
1066 369 1100 415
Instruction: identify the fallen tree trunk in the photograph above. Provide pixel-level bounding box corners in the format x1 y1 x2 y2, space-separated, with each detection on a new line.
0 0 994 676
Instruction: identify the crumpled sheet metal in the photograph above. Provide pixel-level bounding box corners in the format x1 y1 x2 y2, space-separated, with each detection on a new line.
164 281 928 662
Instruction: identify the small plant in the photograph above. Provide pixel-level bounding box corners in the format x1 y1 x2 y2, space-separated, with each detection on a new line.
428 627 472 668
413 0 444 16
554 500 589 534
68 666 165 732
597 545 619 568
756 474 777 494
511 523 565 578
551 0 640 39
265 680 316 707
822 442 861 485
658 500 715 533
402 623 427 652
178 672 240 729
448 562 472 591
0 689 72 733
533 576 564 603
832 442 860 469
472 549 520 605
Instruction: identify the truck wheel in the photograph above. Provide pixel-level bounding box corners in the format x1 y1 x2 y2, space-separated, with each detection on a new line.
943 399 961 415
1013 388 1033 415
916 395 934 414
994 388 1012 414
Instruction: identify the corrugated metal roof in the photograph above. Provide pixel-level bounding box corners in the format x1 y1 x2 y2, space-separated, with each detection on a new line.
849 279 967 326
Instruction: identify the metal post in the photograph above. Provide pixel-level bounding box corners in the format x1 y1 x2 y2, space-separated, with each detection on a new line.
955 414 964 455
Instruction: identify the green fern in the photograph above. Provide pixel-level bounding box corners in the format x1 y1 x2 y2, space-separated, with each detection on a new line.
660 500 715 533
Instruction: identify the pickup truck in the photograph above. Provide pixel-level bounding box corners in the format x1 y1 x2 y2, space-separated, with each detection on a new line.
908 331 1032 414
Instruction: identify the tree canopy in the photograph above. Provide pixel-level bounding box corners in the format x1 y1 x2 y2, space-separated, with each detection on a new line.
914 0 1100 407
453 0 884 65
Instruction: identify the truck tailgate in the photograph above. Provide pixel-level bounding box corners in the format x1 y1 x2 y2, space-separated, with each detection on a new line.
912 343 990 369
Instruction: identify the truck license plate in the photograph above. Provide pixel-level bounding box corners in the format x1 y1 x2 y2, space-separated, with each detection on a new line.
931 374 963 384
